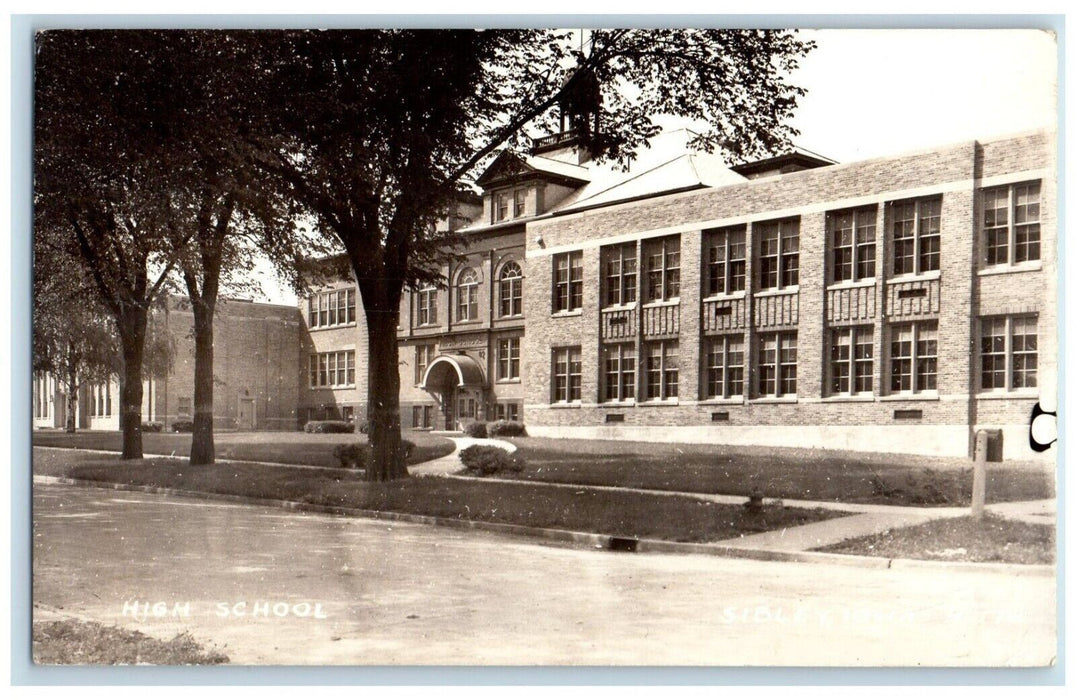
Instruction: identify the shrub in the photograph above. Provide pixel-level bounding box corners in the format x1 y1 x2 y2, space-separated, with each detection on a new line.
459 445 524 476
487 420 527 437
303 420 355 434
141 421 163 433
171 420 194 433
463 421 488 438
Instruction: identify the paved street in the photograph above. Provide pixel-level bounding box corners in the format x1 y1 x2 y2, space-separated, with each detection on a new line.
33 483 1056 666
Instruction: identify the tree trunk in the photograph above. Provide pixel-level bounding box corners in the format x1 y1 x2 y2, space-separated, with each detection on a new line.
189 301 215 466
117 308 147 459
65 371 78 433
364 300 407 482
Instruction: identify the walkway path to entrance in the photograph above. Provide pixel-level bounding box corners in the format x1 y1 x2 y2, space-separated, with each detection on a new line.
407 435 517 477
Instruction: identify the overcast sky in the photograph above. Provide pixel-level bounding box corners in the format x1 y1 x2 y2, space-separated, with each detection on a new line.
251 27 1059 306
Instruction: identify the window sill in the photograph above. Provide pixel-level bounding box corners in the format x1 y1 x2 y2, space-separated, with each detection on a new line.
888 270 941 283
308 385 357 391
637 399 679 407
702 291 746 302
754 286 799 298
415 323 441 330
978 262 1043 277
820 394 876 403
551 309 583 318
496 314 525 321
879 393 939 402
750 396 798 404
600 399 636 407
453 319 482 326
495 378 522 385
641 299 680 309
826 279 876 291
549 401 583 409
975 390 1039 400
602 302 638 312
698 397 745 406
309 322 358 332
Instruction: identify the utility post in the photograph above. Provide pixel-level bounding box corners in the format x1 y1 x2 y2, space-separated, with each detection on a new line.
971 430 989 520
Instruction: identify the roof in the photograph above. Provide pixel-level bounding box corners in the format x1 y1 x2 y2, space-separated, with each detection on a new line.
730 148 838 178
420 353 487 389
474 150 590 189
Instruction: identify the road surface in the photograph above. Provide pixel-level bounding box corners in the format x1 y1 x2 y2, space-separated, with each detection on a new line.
32 483 1056 666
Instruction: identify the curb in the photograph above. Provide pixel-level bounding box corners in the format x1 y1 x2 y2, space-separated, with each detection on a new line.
35 475 1054 576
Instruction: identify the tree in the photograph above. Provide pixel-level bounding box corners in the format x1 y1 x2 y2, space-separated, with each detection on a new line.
255 29 814 481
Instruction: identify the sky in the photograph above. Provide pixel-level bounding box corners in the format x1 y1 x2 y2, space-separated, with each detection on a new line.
248 28 1059 306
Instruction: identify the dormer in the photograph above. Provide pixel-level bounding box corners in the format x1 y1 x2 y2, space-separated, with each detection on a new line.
730 148 837 180
474 150 590 224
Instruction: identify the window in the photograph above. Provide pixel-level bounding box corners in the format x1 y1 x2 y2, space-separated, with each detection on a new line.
553 251 583 313
495 403 520 422
602 343 636 402
497 337 520 380
602 243 637 307
644 236 680 302
758 332 797 398
830 327 874 395
309 351 356 388
829 207 877 283
177 396 192 417
496 192 509 222
417 285 438 326
757 219 799 290
705 226 746 295
889 323 937 394
705 335 745 399
456 267 479 322
308 288 357 329
890 197 941 276
415 344 436 384
552 346 582 403
514 189 526 217
644 341 679 400
983 181 1041 266
980 316 1037 391
92 383 112 417
412 405 434 429
498 261 523 317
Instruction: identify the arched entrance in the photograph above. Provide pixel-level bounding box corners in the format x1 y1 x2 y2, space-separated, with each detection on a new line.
420 353 487 431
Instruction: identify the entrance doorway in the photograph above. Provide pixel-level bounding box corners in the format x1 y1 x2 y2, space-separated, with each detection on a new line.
238 397 256 430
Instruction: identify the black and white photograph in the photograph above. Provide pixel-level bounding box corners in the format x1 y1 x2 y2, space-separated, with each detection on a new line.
20 17 1060 674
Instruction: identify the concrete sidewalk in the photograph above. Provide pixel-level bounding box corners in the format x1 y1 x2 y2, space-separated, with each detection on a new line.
712 511 961 552
408 436 517 477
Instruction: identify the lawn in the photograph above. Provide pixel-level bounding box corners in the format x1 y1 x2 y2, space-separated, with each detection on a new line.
32 429 455 468
32 448 840 544
505 437 1054 507
33 619 229 665
816 514 1055 565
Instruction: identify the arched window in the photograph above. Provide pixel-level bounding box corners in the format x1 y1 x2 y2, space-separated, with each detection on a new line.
456 267 479 322
498 260 523 317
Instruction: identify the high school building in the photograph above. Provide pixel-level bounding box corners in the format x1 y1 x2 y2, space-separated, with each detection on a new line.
297 127 1051 460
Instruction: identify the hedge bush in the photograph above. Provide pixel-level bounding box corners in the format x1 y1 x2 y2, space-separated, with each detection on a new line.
463 422 488 438
487 420 526 437
171 420 194 433
458 445 524 476
303 420 355 434
141 421 164 433
332 439 416 469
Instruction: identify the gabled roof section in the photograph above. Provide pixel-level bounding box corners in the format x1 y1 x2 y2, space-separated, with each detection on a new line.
730 148 838 179
474 149 590 189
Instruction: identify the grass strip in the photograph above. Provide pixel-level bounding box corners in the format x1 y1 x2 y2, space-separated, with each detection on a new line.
33 619 228 665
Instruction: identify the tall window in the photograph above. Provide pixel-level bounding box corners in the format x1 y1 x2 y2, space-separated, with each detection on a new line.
553 251 583 313
456 267 479 322
644 236 680 302
513 189 526 217
498 261 523 317
983 181 1041 266
830 327 874 395
758 332 797 398
309 351 356 388
981 316 1037 391
412 405 434 429
644 341 679 400
417 285 438 326
177 396 192 417
414 344 435 384
889 322 937 394
705 335 745 399
308 288 357 328
705 226 746 295
602 343 636 402
497 337 521 380
757 219 799 290
829 207 877 283
891 197 941 276
602 243 637 306
552 347 582 403
496 192 510 222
